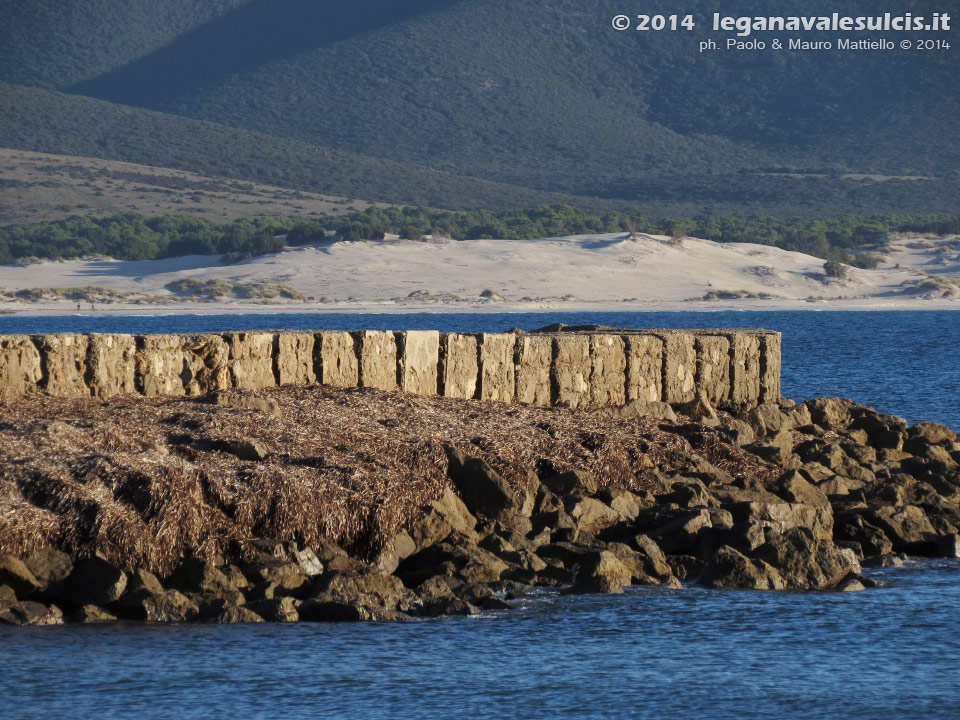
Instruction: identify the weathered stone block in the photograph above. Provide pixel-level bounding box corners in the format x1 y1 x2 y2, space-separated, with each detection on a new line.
358 331 397 391
552 335 590 408
661 332 696 404
479 333 515 403
137 335 186 397
0 335 42 402
181 334 231 395
731 334 762 407
318 332 358 388
399 331 439 396
276 332 316 386
224 332 275 390
32 334 89 397
626 334 663 403
761 332 782 403
86 334 137 399
696 334 731 406
515 335 552 407
442 333 478 399
590 334 626 407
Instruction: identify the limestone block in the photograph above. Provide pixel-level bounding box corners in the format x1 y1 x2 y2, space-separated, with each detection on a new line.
224 332 275 390
181 334 231 395
761 333 782 403
0 335 42 402
442 333 478 399
661 332 697 404
275 332 317 386
696 335 731 406
479 333 515 403
137 335 186 397
552 335 590 409
731 333 762 407
590 334 626 407
515 335 552 407
87 334 136 399
399 331 439 396
358 331 397 391
626 335 663 403
33 334 90 397
318 332 359 388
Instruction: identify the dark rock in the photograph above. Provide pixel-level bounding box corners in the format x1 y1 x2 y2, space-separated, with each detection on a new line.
667 555 708 581
62 555 128 606
542 470 598 497
775 470 830 508
408 487 479 552
169 558 245 604
865 505 937 550
415 575 463 600
806 398 852 430
907 421 956 447
246 596 299 622
567 496 622 534
0 555 41 597
420 596 479 617
298 598 376 622
0 584 16 611
753 528 860 590
22 548 73 598
0 600 64 626
214 606 264 624
563 576 624 595
313 567 418 613
937 533 960 558
650 509 713 554
835 512 895 557
70 604 117 623
118 588 199 623
747 430 795 466
446 446 522 521
576 550 632 588
239 557 308 596
699 546 786 590
861 553 905 568
660 480 719 509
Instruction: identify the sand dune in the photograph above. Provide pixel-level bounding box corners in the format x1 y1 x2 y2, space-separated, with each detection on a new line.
1 232 957 314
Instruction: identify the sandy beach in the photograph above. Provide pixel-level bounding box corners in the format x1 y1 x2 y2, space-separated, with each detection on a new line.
1 232 957 315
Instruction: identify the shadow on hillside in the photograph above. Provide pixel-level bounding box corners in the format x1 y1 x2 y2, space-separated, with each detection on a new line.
68 0 462 108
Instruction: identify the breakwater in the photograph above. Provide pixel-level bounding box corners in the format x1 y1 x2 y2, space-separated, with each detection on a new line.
0 328 781 408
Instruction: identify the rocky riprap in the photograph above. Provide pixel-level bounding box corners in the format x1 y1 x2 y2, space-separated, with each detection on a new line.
1 387 958 626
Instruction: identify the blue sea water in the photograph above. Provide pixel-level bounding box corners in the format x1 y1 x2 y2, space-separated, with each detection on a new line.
2 310 959 718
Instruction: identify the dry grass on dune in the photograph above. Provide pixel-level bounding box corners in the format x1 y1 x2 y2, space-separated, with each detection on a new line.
0 386 774 575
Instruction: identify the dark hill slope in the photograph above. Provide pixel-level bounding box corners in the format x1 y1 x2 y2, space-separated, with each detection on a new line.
27 0 957 197
0 83 591 211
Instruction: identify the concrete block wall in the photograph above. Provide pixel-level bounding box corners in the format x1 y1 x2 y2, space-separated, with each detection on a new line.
0 328 781 410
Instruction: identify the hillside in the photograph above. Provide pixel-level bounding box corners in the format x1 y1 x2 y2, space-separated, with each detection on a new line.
0 149 387 227
0 84 591 212
0 1 956 216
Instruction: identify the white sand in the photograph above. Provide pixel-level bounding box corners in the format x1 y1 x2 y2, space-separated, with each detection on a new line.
1 232 958 315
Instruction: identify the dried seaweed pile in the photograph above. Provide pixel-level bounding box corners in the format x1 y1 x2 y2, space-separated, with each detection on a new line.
0 386 772 575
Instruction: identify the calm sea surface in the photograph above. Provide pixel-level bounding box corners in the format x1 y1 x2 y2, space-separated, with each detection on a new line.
2 310 958 719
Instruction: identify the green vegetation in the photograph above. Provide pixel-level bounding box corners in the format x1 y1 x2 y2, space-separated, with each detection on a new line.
2 205 958 267
1 1 957 217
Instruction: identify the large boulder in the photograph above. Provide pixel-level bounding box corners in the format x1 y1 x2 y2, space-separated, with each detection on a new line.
567 497 623 535
118 588 199 623
313 566 418 614
446 447 526 521
753 528 860 590
408 487 479 551
22 548 73 599
61 555 128 606
699 546 786 590
649 509 714 554
0 601 64 626
168 559 245 605
866 505 938 550
0 555 41 597
725 502 834 543
774 471 831 509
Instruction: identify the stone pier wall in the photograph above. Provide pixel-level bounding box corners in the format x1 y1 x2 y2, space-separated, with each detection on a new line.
0 329 781 409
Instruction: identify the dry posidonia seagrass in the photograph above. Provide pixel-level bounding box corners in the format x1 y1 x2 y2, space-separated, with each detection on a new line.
0 386 775 575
